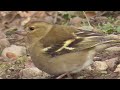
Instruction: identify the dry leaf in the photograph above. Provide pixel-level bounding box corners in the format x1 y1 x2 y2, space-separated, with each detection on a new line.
32 11 47 18
6 52 17 60
17 11 35 18
85 11 97 18
44 16 54 23
69 16 83 26
21 17 31 26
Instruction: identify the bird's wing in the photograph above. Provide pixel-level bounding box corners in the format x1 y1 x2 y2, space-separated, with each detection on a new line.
40 34 104 57
75 29 104 37
39 25 77 47
38 24 106 57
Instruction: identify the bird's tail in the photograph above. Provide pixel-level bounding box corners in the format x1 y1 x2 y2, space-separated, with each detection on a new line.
95 39 120 52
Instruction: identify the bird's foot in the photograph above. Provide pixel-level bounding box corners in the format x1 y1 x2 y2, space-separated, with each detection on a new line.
56 72 73 79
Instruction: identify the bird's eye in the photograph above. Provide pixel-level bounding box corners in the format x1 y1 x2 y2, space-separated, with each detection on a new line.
29 26 35 31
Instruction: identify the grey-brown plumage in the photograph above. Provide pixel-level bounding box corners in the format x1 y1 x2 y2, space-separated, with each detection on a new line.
25 21 120 75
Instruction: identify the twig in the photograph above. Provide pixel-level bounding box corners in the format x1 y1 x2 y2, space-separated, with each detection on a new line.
53 11 58 24
83 11 92 27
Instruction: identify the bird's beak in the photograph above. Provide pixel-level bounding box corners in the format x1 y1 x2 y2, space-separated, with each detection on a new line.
15 30 27 36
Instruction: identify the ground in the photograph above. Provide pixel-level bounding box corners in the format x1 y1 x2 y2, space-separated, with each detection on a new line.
0 11 120 79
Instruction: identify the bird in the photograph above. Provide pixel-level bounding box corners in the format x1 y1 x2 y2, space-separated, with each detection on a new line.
24 21 120 78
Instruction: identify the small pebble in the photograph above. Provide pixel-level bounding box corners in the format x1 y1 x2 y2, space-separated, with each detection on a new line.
93 61 108 71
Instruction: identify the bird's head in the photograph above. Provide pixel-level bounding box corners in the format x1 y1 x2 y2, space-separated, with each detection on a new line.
24 21 53 44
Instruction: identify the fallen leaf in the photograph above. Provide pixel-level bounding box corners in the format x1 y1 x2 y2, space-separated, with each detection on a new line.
85 11 97 18
21 17 31 26
95 16 108 22
44 16 54 23
6 52 17 60
69 16 83 26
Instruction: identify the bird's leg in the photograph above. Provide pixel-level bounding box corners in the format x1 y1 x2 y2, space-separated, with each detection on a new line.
66 73 73 79
56 72 73 79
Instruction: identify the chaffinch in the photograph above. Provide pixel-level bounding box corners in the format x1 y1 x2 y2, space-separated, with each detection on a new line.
24 21 120 78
